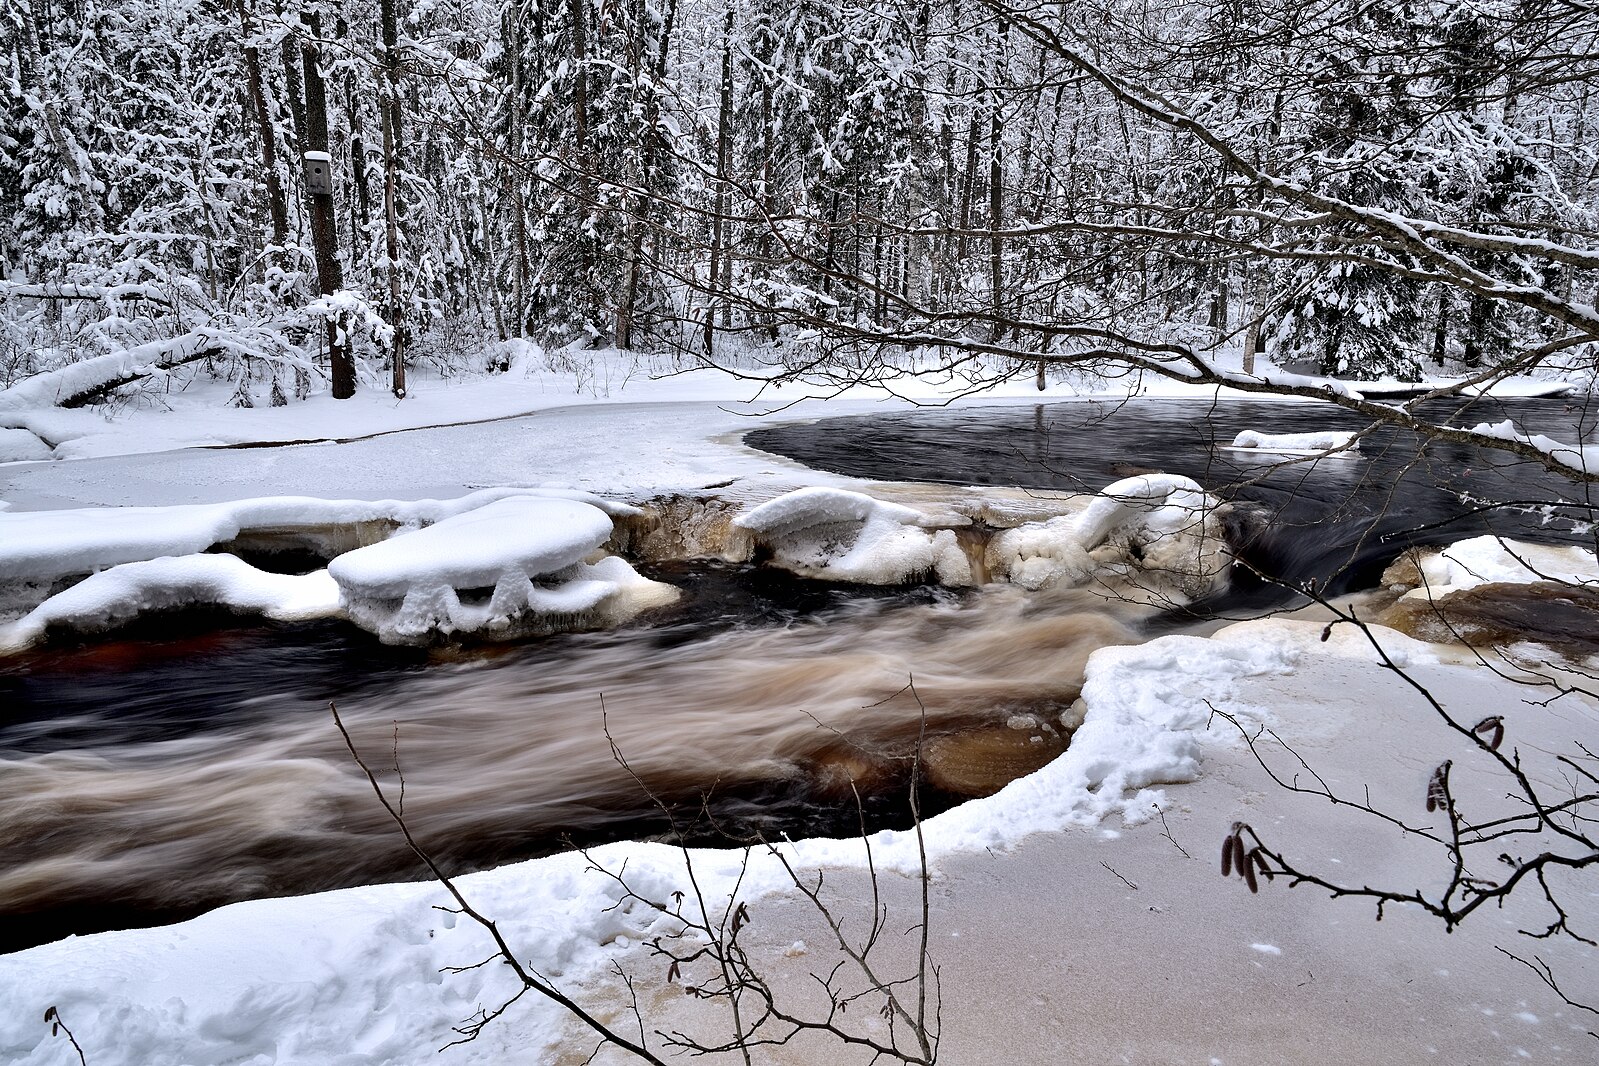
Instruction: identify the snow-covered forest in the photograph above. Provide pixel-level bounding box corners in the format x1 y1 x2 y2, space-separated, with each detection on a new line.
4 0 1597 403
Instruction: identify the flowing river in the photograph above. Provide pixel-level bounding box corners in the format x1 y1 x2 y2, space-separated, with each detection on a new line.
2 395 1595 953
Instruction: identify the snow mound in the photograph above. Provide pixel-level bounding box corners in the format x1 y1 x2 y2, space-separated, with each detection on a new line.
329 497 612 597
731 486 973 585
1401 535 1599 603
0 555 342 651
0 488 643 625
1230 429 1358 454
0 488 601 585
0 426 51 462
329 496 677 644
988 474 1230 600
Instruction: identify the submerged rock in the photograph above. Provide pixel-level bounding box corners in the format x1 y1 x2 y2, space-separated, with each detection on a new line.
1379 580 1599 654
921 721 1067 797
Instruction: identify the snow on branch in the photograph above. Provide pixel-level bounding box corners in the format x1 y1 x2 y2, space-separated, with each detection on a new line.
304 289 395 350
1469 419 1599 478
0 281 171 307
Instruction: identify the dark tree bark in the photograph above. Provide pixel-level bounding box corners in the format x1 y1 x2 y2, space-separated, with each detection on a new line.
987 21 1006 340
299 7 354 398
379 0 406 397
234 0 288 246
703 6 734 356
276 1 308 160
567 0 589 165
504 3 530 336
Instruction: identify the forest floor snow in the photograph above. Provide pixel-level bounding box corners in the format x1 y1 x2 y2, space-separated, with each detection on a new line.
0 354 1595 1064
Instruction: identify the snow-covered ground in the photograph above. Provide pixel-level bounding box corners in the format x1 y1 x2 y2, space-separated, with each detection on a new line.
0 350 1595 1064
0 344 1578 470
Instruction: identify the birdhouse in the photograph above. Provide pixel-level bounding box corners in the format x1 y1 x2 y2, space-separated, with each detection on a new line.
303 151 334 195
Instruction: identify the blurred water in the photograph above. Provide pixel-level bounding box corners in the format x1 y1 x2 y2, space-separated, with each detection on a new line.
0 564 1137 952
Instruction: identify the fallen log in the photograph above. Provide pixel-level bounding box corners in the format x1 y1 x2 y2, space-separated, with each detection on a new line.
0 332 228 409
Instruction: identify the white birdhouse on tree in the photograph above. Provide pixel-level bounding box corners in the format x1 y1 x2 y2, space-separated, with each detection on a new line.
303 151 333 196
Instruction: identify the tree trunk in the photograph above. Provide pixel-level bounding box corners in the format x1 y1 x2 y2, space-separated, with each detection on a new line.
380 0 406 397
277 3 308 160
759 78 777 342
702 6 734 356
821 188 839 296
235 0 288 246
614 0 647 351
505 4 530 336
567 0 589 166
1433 290 1450 366
956 114 979 269
988 105 1004 339
300 8 354 398
987 20 1007 341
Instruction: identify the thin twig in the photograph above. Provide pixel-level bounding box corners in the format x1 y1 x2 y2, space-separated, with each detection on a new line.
329 703 670 1064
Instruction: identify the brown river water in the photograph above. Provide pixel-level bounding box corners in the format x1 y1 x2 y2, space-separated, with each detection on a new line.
0 565 1143 953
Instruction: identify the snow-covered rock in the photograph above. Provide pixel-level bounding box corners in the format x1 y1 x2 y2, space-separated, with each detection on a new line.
0 488 641 623
1394 534 1599 603
731 486 973 585
0 489 546 585
1376 536 1599 650
1230 429 1359 454
0 555 342 651
988 473 1230 601
987 517 1098 590
330 497 611 596
328 496 677 644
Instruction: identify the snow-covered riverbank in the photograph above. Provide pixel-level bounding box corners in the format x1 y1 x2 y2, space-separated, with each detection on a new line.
1 350 1595 1064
